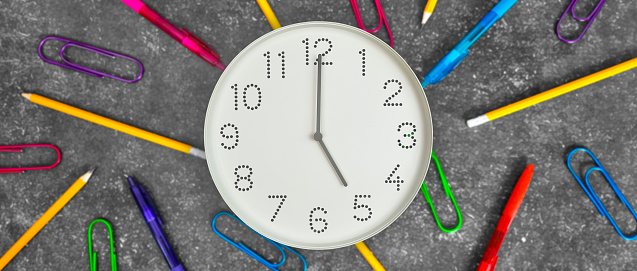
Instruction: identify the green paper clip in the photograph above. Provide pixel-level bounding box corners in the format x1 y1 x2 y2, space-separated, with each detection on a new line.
420 150 462 233
87 219 117 271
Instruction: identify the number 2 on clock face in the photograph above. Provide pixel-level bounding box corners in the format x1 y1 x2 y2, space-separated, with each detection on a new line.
204 22 432 249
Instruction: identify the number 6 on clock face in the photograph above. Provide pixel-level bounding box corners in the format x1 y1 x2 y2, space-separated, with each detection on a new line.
204 22 433 250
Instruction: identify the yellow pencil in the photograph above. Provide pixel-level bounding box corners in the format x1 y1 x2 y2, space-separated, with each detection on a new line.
467 57 637 127
0 169 94 270
355 241 386 271
21 93 205 159
421 0 438 28
256 0 281 30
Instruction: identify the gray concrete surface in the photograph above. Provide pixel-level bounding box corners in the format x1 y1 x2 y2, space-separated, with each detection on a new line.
1 0 637 270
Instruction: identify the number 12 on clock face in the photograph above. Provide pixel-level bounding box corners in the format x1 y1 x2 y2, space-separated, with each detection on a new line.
204 22 433 250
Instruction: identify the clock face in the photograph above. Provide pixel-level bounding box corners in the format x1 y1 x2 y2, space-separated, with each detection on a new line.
204 22 433 249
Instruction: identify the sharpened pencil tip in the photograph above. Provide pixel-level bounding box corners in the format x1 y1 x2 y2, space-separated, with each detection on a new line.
420 12 432 28
80 168 96 182
21 93 32 99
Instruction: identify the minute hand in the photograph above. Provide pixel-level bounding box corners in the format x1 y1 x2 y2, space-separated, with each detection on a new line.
313 55 348 187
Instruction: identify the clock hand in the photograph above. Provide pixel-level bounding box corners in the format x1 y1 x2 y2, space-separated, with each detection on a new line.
313 54 348 187
315 54 322 135
317 139 348 187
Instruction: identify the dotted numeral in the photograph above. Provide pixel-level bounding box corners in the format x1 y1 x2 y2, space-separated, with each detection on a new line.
383 79 402 106
233 84 262 111
353 195 372 221
385 164 404 191
268 195 287 222
264 51 285 79
309 207 328 233
397 122 416 149
220 123 239 150
359 49 366 76
234 165 253 191
302 38 333 66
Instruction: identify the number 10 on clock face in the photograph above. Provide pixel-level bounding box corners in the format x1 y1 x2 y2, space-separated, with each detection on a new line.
204 22 433 249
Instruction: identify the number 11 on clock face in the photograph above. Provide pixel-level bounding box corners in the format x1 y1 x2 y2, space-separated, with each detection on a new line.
204 22 432 249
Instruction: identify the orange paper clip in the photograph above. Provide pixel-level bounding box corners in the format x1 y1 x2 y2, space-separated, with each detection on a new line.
0 144 61 173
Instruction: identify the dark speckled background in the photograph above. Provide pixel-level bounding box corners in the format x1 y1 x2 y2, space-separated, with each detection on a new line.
1 0 637 270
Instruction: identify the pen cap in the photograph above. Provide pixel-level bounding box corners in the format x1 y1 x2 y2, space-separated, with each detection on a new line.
140 185 164 227
182 29 219 59
424 49 469 85
121 0 145 13
127 176 163 225
491 0 518 17
502 164 534 218
182 35 226 70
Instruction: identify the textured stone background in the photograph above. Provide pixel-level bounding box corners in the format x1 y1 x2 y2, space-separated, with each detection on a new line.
1 0 636 270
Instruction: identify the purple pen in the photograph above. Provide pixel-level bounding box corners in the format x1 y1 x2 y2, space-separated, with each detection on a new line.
126 175 184 271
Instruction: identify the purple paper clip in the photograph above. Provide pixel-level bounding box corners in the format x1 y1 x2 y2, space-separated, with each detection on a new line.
38 36 143 83
0 144 61 174
556 0 607 43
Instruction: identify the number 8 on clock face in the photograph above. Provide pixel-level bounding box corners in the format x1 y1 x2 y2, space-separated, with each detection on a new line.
204 22 433 249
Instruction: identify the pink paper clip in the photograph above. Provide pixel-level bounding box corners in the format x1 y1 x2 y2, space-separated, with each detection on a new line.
349 0 394 47
0 144 61 173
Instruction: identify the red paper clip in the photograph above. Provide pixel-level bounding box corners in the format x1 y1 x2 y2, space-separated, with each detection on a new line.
0 144 61 173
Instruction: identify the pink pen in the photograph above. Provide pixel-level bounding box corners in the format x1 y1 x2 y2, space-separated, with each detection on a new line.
121 0 225 70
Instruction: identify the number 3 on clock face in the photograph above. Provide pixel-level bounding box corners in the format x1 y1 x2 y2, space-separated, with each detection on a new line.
204 22 433 250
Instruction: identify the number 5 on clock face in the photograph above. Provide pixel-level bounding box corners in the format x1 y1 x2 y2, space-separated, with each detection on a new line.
204 22 433 250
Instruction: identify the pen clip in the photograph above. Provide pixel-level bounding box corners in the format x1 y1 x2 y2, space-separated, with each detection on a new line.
140 185 164 227
181 28 219 59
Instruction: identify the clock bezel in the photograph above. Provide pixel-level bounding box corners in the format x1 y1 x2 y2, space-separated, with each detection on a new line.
204 21 433 249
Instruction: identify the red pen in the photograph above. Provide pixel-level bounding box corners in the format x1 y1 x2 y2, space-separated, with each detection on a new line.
121 0 226 70
477 164 534 271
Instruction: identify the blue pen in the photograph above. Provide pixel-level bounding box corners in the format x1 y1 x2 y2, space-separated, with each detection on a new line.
421 0 518 88
126 175 184 271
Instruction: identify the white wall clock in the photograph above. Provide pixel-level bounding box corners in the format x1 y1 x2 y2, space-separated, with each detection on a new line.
204 22 433 249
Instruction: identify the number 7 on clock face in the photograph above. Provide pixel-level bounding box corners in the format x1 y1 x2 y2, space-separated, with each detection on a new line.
204 22 433 250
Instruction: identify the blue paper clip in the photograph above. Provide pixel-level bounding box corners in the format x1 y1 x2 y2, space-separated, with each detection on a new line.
566 147 637 240
211 212 307 271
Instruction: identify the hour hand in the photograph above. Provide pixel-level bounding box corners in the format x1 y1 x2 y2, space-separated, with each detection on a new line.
315 136 348 187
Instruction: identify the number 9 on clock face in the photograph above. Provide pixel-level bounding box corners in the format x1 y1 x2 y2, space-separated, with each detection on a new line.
204 22 433 249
